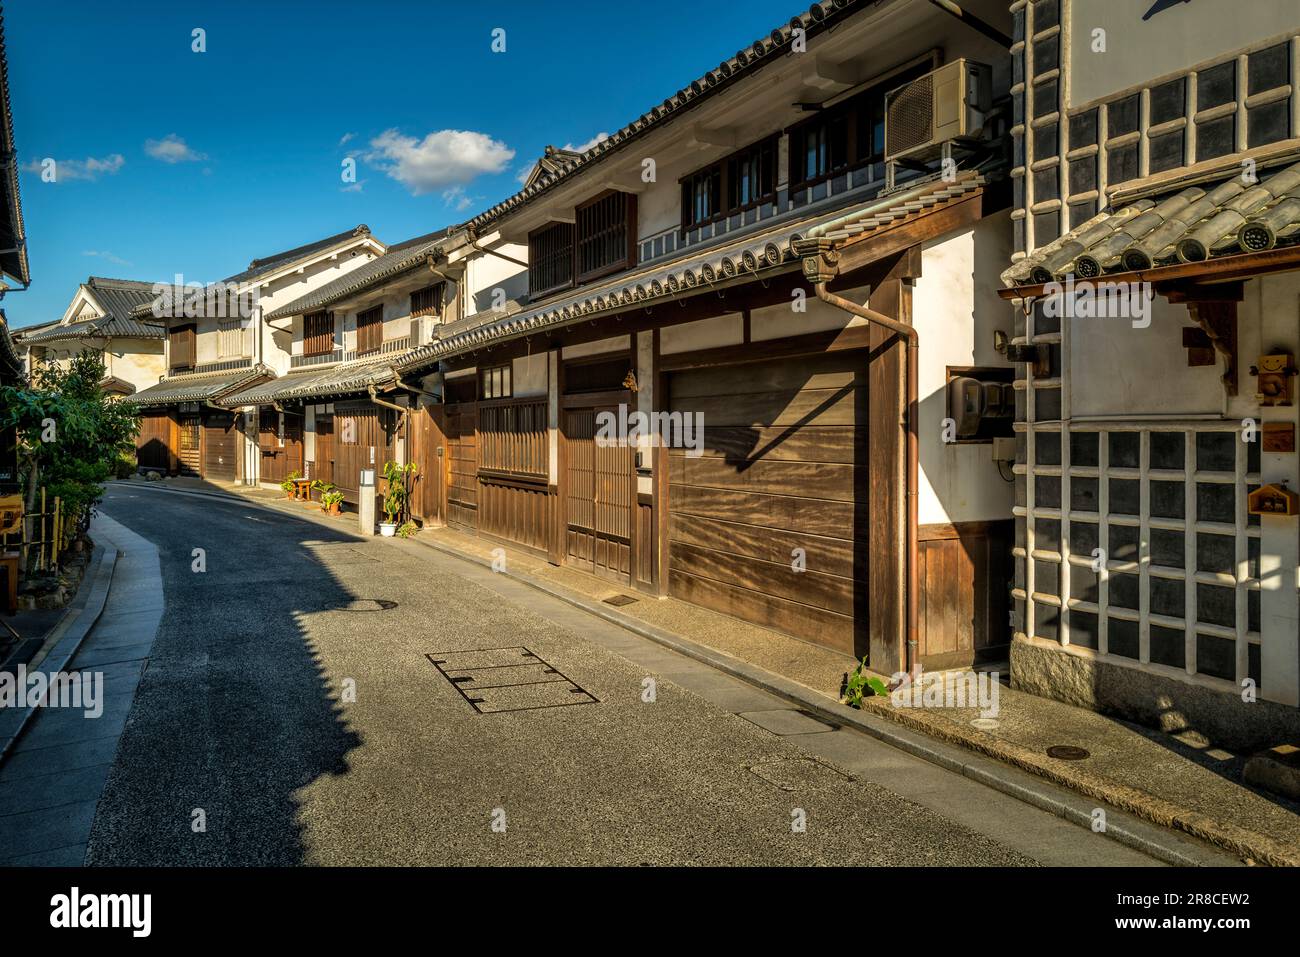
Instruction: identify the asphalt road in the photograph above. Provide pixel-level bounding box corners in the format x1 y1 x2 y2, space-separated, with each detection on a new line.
85 483 1167 866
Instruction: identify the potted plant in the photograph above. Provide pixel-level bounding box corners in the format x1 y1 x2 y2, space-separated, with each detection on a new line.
320 489 345 517
310 479 336 506
378 460 417 537
280 470 302 500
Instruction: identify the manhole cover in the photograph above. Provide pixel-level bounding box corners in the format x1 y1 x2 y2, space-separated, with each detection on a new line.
603 594 638 606
1046 745 1090 760
340 599 397 612
427 646 599 714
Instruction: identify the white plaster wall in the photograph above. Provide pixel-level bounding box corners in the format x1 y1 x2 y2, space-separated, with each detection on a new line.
465 241 528 314
561 335 630 360
1248 272 1300 706
1069 295 1223 417
913 215 1016 525
255 243 382 375
512 352 549 397
659 313 744 354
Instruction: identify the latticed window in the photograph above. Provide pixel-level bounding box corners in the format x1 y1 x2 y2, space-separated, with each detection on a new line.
218 318 248 358
303 311 334 356
528 222 575 298
356 305 383 356
410 283 444 319
169 324 196 370
575 191 635 282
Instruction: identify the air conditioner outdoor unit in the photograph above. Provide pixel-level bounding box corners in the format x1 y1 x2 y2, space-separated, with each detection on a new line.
884 58 992 164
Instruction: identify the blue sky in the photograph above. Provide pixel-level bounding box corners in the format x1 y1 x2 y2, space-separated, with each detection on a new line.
7 0 802 328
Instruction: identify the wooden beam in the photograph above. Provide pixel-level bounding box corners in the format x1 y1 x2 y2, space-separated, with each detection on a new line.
832 191 983 277
999 245 1300 300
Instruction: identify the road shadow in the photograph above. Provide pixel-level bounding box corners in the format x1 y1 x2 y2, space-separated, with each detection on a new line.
85 484 365 865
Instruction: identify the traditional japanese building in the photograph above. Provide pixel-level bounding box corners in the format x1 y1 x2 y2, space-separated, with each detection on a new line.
127 226 385 482
999 0 1300 747
13 277 165 397
392 0 1020 676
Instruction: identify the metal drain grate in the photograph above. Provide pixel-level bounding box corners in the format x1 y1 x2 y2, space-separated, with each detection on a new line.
603 594 639 606
426 646 599 714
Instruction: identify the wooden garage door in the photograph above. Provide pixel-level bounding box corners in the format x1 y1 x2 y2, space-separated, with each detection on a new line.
258 410 303 485
178 412 201 477
564 403 634 583
137 410 173 473
202 411 237 482
667 352 866 654
333 401 395 506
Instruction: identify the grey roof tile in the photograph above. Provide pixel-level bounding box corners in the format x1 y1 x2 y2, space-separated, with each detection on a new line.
220 357 398 406
126 365 272 407
1002 158 1300 286
262 230 450 320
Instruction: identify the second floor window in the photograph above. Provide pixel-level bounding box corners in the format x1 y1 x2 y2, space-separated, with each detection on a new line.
528 222 575 298
356 305 384 356
680 137 777 233
169 324 196 371
304 311 334 357
218 318 247 358
410 283 444 318
788 60 932 191
575 190 636 283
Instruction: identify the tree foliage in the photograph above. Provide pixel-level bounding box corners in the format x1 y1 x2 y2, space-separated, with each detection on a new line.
0 350 140 524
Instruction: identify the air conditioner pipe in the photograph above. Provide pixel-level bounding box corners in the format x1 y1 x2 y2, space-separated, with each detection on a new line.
814 282 920 681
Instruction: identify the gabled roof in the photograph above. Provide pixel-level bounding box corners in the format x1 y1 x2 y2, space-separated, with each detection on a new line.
17 277 165 343
466 0 879 233
0 6 29 286
1002 159 1300 288
223 224 378 284
399 170 985 375
522 146 583 191
263 228 451 320
220 356 397 406
126 364 272 407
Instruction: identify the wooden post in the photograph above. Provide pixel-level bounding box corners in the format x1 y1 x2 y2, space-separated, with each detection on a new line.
52 496 60 567
39 487 46 571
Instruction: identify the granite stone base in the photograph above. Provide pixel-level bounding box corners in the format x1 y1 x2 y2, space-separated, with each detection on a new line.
1010 635 1300 753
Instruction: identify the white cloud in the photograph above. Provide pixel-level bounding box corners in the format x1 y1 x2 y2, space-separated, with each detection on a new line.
21 153 125 182
441 185 474 211
82 249 132 267
563 132 609 153
338 132 356 147
365 128 514 196
144 134 206 164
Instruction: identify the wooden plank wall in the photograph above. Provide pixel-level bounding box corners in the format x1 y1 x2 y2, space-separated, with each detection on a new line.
916 520 1014 669
258 410 304 485
445 402 478 530
136 410 174 473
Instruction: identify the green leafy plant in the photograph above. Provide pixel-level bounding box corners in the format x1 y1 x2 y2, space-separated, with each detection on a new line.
380 460 417 524
280 469 302 495
311 479 335 494
397 520 418 539
841 657 890 709
0 350 140 556
319 490 344 511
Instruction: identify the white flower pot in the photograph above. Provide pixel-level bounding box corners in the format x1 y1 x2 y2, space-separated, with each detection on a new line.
379 523 397 537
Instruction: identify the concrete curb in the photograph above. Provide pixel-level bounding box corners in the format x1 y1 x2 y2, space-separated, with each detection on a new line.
0 542 120 763
123 481 1247 866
